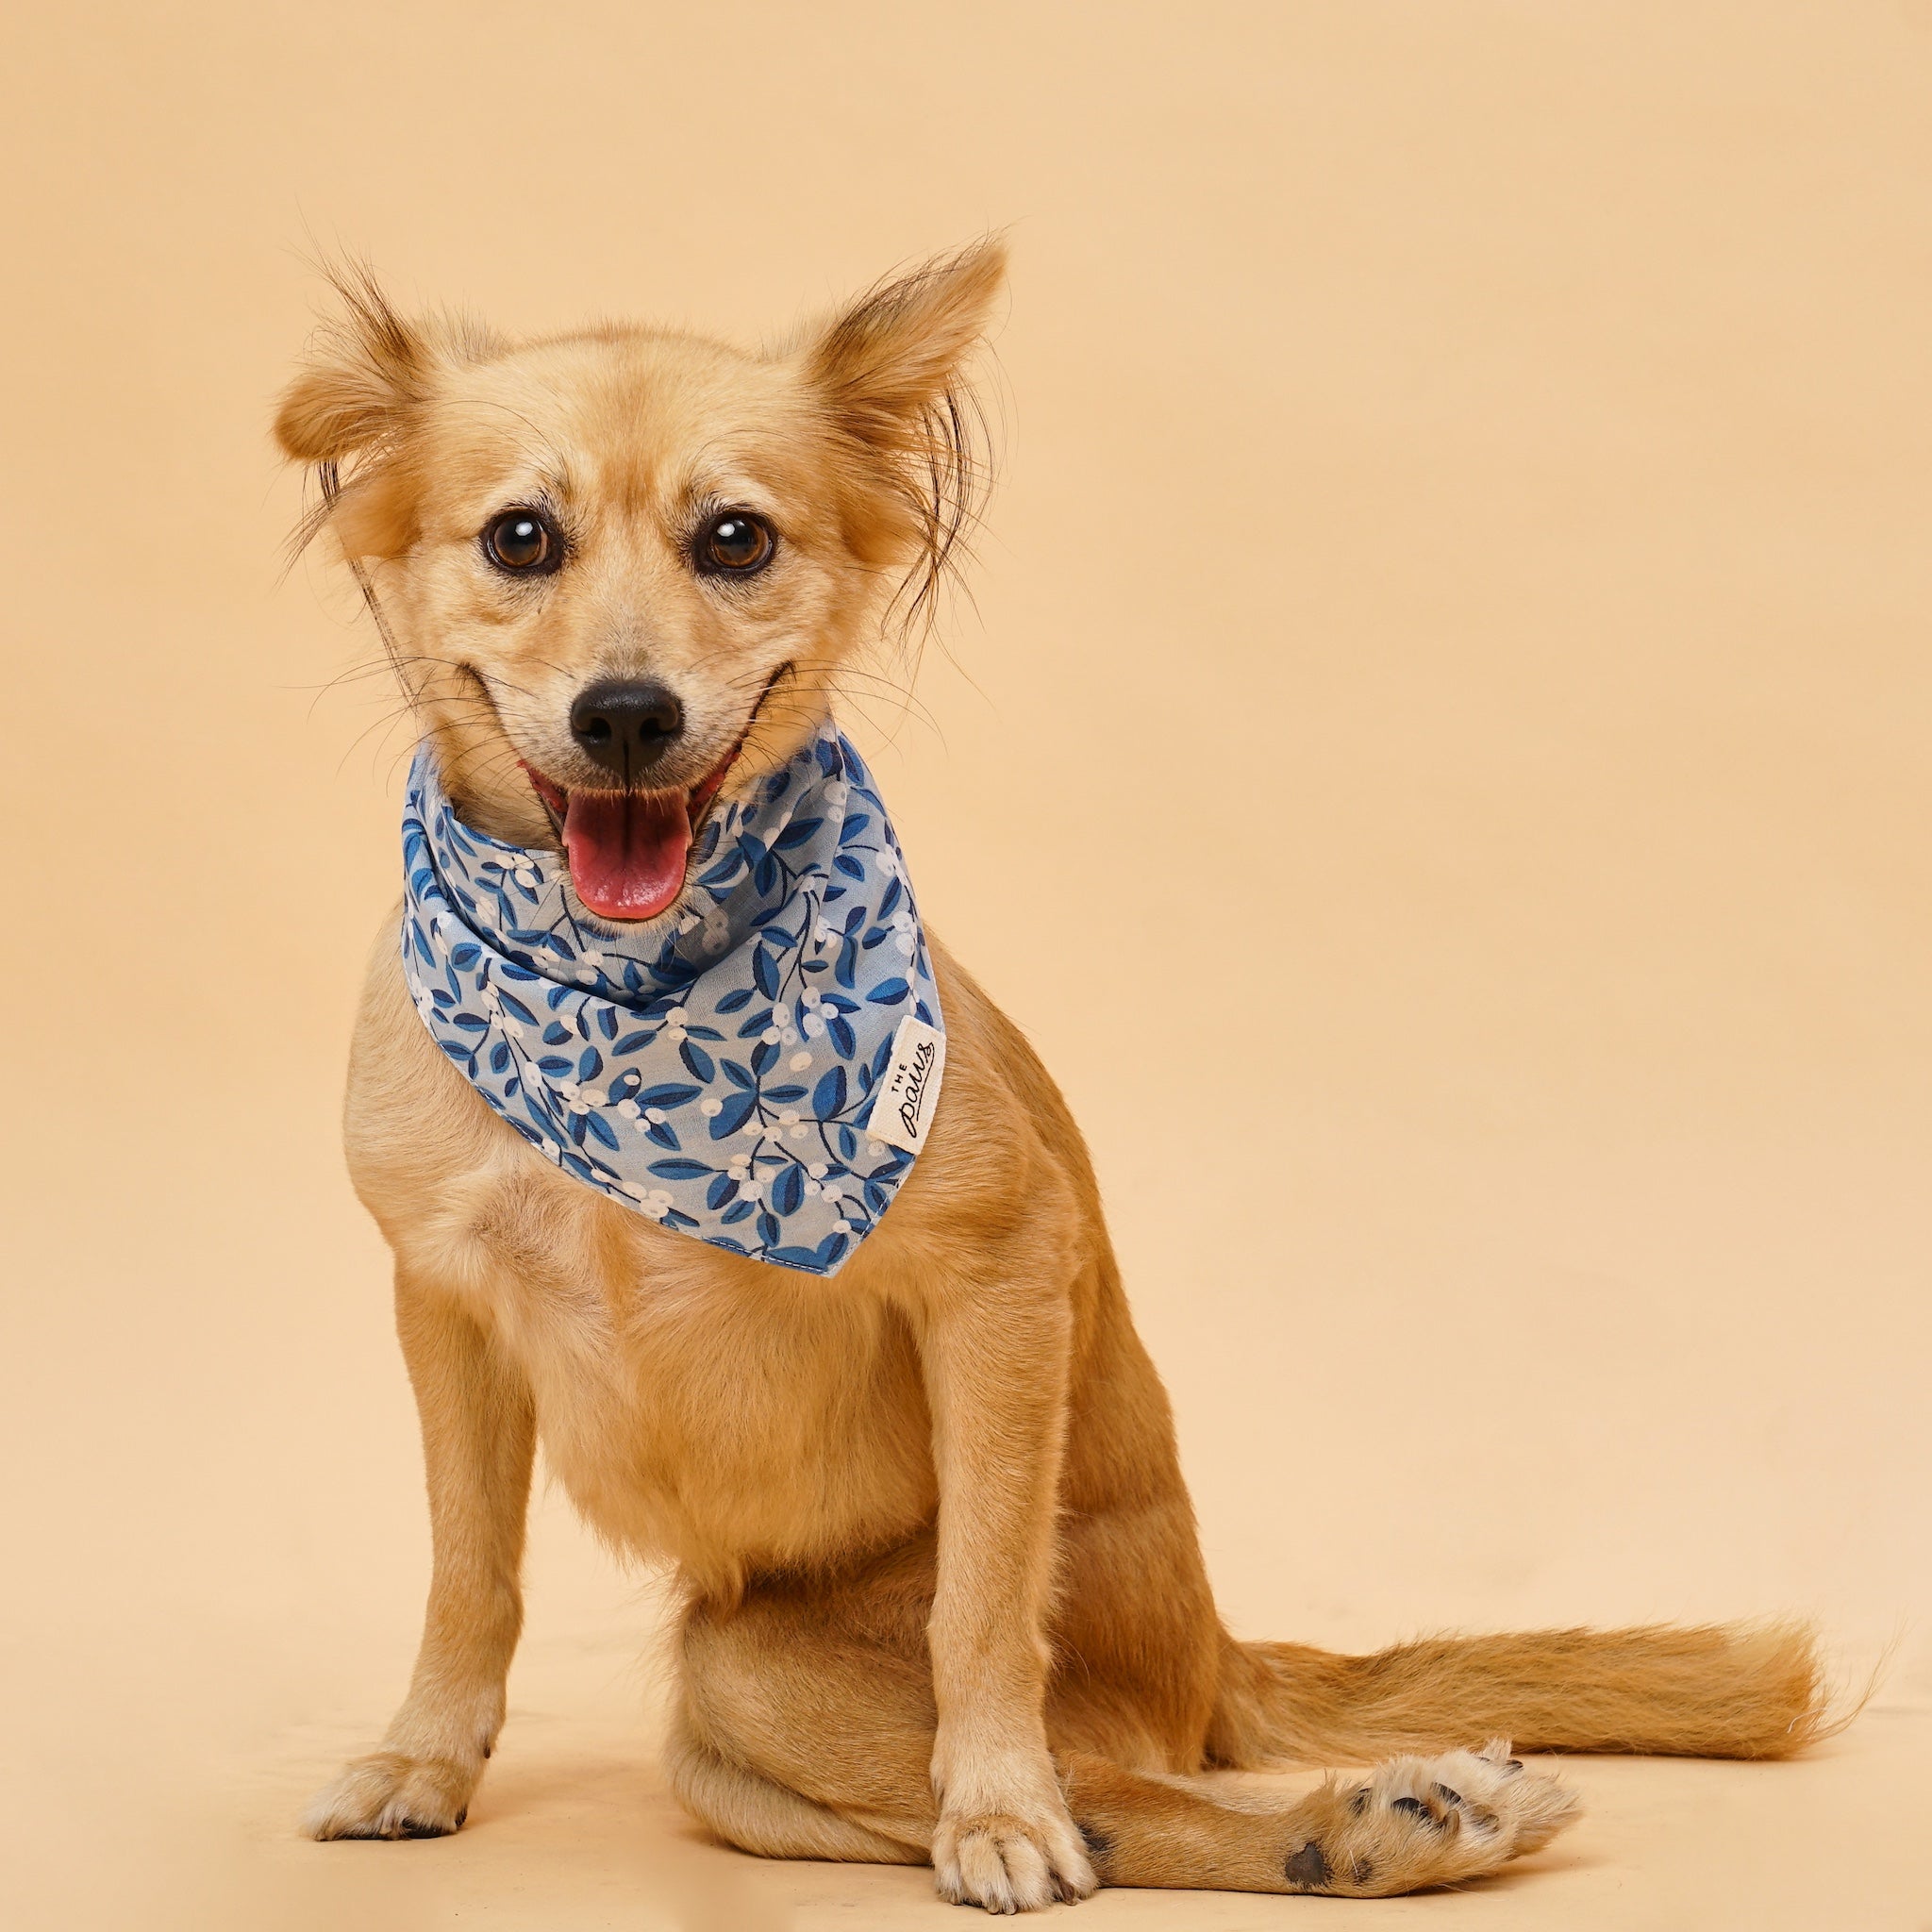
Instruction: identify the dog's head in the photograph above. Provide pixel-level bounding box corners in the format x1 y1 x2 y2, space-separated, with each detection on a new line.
276 243 1002 924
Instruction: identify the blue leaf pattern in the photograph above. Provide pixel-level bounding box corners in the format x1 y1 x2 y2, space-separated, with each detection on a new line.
399 723 941 1277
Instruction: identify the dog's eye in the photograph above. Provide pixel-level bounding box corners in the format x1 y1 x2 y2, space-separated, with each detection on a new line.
483 509 558 575
696 512 774 575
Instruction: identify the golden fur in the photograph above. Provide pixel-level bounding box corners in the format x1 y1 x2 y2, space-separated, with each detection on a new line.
277 244 1837 1909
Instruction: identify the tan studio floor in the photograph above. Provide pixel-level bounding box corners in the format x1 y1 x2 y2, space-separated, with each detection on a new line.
9 1504 1926 1932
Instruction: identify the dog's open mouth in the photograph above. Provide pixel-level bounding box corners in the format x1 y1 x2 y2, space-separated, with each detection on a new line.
518 757 732 924
518 671 784 924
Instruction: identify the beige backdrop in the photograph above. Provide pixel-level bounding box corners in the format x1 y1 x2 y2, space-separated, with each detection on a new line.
3 4 1928 1927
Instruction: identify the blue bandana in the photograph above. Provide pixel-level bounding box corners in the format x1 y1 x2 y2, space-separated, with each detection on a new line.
399 723 945 1276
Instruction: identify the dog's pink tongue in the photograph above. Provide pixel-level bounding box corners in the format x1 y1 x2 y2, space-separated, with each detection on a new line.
563 790 691 922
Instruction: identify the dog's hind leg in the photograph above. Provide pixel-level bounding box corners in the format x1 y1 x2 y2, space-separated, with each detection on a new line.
674 1554 948 1861
304 1270 535 1840
666 1727 927 1866
1059 1743 1577 1897
672 1554 1579 1908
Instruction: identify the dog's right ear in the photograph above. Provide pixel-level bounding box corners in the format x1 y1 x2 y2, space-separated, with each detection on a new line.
276 267 496 561
275 266 435 465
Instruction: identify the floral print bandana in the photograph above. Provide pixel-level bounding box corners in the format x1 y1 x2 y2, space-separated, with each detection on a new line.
400 721 945 1276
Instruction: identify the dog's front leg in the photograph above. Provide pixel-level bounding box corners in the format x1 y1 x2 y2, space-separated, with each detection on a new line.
912 1256 1095 1911
305 1270 535 1840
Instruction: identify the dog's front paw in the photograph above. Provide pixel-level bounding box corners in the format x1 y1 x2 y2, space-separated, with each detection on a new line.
932 1798 1096 1914
303 1749 478 1841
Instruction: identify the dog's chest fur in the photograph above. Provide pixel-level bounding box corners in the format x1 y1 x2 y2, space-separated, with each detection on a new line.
346 923 939 1587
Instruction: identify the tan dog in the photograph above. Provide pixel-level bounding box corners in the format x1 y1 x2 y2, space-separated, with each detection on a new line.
276 244 1833 1909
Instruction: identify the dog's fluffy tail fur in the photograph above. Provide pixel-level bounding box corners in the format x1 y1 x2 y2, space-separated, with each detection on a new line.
1208 1620 1841 1765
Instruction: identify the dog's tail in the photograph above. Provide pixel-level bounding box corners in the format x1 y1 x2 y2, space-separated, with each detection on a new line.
1206 1620 1845 1766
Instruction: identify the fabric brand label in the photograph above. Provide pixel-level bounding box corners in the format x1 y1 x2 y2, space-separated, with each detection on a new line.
869 1016 945 1154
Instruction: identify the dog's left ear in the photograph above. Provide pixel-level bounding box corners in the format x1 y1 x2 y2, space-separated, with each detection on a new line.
806 239 1006 453
804 241 1005 625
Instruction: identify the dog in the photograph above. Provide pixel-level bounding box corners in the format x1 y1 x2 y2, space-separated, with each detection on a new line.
276 243 1832 1909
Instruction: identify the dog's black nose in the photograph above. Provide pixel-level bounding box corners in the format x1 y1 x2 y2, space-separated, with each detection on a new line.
569 679 685 780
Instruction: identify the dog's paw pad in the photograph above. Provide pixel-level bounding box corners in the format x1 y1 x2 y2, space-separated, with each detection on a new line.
1297 1743 1580 1895
1284 1838 1329 1887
